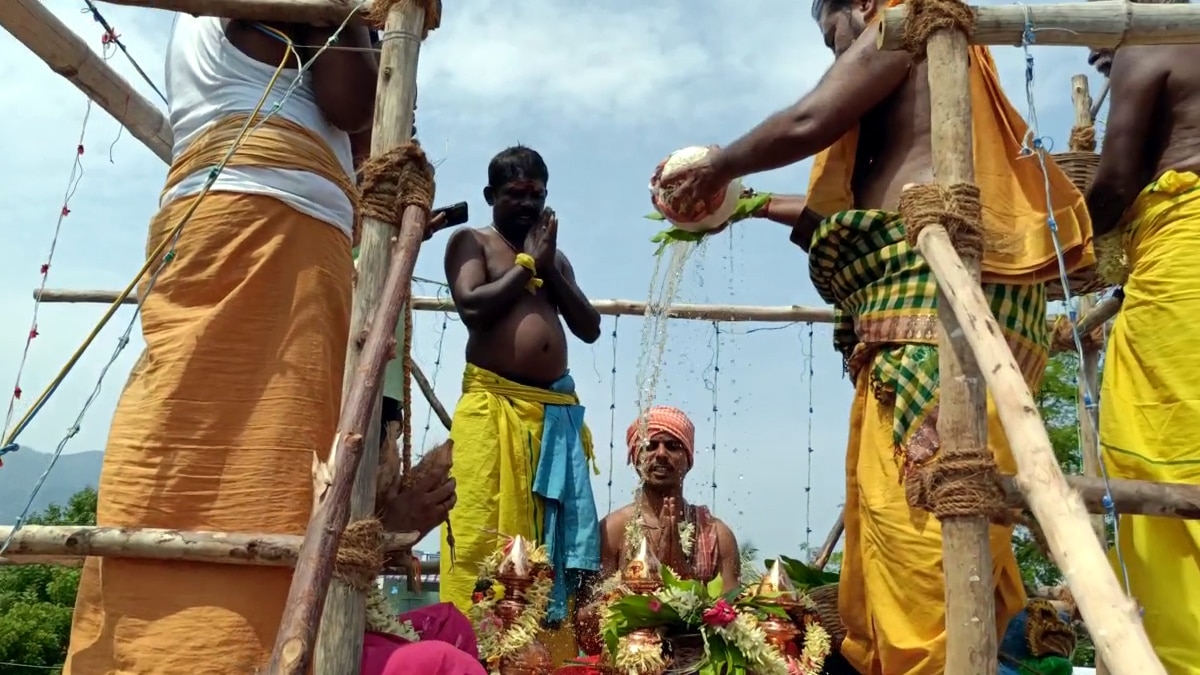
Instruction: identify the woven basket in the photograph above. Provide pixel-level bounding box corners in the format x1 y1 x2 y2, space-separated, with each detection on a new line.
808 584 845 648
1046 150 1111 301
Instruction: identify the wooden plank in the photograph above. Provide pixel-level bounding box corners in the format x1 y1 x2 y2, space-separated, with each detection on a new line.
98 0 371 25
1 0 172 163
880 2 1200 49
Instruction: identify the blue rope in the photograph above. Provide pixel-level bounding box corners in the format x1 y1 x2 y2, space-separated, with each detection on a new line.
1016 5 1132 596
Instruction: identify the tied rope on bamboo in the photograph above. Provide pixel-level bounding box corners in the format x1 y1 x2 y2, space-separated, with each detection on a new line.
367 0 443 38
335 518 386 591
899 0 975 61
899 183 1012 524
356 142 439 592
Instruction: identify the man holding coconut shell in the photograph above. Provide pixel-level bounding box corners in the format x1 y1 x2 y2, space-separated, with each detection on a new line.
655 0 1093 673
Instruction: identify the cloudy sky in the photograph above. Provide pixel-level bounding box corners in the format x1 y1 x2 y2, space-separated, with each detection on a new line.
0 0 1104 560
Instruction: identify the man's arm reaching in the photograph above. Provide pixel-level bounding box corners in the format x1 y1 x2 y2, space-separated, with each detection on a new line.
1088 47 1167 238
444 229 533 330
712 30 911 181
754 194 824 251
547 252 602 344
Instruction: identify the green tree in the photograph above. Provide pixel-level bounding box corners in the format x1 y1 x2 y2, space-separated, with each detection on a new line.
0 487 97 675
1015 353 1104 667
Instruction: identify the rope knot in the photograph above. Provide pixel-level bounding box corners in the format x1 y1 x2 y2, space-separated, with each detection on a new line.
911 454 1012 524
901 0 976 60
335 518 385 591
368 0 442 38
898 182 984 260
358 142 437 230
1068 125 1096 153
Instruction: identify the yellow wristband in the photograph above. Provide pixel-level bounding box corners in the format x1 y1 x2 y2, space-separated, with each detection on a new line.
514 253 544 293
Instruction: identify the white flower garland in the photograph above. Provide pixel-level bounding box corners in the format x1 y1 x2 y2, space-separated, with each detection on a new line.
467 544 554 673
366 584 421 642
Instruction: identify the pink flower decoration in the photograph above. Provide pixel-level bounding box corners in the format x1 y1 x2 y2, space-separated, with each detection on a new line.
649 599 662 613
701 599 737 628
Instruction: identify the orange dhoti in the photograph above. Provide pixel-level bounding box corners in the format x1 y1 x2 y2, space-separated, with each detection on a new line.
65 116 356 674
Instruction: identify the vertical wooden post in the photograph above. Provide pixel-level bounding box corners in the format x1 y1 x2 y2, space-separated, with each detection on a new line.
924 15 998 675
314 4 429 674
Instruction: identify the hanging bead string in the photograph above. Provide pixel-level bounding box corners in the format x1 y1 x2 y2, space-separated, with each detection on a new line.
708 321 722 511
419 308 450 452
804 322 816 551
607 315 620 513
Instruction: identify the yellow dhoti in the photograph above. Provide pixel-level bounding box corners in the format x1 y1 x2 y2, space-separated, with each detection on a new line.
839 368 1026 674
1100 170 1200 674
442 364 598 665
65 117 356 674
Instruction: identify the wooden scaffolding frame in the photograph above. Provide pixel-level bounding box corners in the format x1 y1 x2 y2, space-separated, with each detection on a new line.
4 1 1200 674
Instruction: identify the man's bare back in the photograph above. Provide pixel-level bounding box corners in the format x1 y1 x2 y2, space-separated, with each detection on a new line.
852 60 934 210
1089 44 1200 236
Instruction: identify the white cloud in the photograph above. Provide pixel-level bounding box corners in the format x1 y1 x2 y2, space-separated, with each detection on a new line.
0 0 1106 557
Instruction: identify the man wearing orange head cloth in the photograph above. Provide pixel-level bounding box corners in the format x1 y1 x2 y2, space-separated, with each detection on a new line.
661 0 1093 673
572 406 741 656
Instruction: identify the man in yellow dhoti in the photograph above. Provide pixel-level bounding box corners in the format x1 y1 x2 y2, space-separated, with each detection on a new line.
442 145 603 665
1087 42 1200 674
65 15 383 674
660 0 1092 671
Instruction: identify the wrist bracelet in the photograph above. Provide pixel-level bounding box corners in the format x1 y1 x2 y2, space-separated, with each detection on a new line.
514 253 543 293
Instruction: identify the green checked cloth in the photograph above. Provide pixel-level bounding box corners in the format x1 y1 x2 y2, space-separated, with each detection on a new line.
808 210 1050 469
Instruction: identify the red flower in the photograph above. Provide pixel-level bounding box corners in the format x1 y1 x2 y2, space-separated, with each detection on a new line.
472 592 484 604
701 599 737 628
648 599 662 613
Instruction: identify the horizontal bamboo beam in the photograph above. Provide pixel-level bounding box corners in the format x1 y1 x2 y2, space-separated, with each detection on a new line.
1000 474 1200 521
879 2 1200 50
0 549 443 576
2 0 173 163
97 0 371 24
31 286 1122 330
32 288 840 323
0 525 419 567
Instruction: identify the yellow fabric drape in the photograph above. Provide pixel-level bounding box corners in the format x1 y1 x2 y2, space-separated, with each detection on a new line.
805 0 1093 284
65 116 355 675
1100 170 1200 674
838 369 1025 675
440 364 589 666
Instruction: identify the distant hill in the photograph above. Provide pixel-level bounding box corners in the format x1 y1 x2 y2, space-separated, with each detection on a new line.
0 449 102 524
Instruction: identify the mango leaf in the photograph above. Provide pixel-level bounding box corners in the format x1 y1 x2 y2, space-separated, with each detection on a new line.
763 555 840 590
644 191 773 257
706 574 725 601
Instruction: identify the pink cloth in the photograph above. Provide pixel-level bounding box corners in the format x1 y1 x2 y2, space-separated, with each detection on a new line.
361 603 484 675
625 405 696 466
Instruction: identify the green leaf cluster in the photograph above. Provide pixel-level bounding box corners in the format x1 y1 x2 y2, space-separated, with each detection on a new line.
0 487 97 675
645 192 773 256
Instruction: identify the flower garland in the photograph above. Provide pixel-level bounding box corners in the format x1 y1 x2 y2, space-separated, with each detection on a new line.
622 499 697 563
467 543 554 672
366 583 421 642
600 568 831 675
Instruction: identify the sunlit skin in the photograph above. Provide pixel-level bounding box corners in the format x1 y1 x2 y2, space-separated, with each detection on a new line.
444 155 600 388
1087 43 1200 236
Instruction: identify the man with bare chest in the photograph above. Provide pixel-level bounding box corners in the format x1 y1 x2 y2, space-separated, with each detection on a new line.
441 145 602 665
1085 38 1200 673
662 1 1091 672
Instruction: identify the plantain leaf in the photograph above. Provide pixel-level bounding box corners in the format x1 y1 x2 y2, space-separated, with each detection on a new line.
645 192 773 257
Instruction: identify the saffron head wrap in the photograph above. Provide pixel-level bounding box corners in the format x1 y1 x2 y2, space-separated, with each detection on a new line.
625 406 695 467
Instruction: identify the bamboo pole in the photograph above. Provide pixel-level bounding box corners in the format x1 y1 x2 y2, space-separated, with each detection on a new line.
34 286 1125 329
4 470 1195 566
0 525 418 566
97 0 372 24
919 232 1164 673
812 510 844 571
306 3 430 674
920 13 996 674
879 2 1200 49
0 0 172 163
31 287 841 322
411 360 451 430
